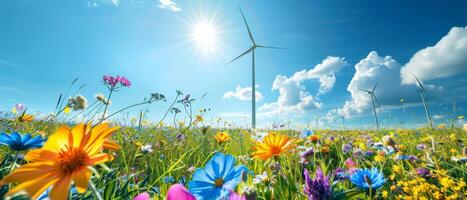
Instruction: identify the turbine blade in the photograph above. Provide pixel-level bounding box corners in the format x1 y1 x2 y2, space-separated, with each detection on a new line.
256 45 284 49
373 94 382 108
359 88 372 93
411 73 425 91
239 8 255 44
372 81 379 92
229 47 254 64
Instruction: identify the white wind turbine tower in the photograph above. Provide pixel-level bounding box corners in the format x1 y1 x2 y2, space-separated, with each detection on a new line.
229 8 282 129
359 82 381 130
411 73 434 129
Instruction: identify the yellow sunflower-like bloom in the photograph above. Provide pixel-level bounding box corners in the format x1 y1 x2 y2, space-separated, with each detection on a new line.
215 132 231 143
252 133 297 160
0 123 119 200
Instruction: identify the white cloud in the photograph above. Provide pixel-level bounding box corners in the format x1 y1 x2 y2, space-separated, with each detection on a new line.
223 85 263 102
401 26 467 85
158 0 181 12
258 56 348 116
340 51 403 117
111 0 119 6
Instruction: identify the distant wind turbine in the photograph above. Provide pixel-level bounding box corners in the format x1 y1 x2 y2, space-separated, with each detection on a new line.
411 73 434 129
359 82 381 130
229 8 283 129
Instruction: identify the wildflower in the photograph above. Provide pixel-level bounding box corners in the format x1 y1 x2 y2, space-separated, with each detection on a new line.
321 146 330 154
344 158 356 170
188 153 248 199
67 95 88 111
350 168 386 190
0 123 119 199
381 190 388 198
334 168 349 180
392 165 402 173
382 135 395 146
342 143 352 153
416 143 426 150
167 184 195 200
64 106 71 114
141 144 153 153
14 103 25 113
374 155 384 162
118 76 131 87
195 115 204 122
133 192 150 200
95 93 111 105
18 113 34 122
300 147 314 158
215 131 231 143
103 75 131 88
0 132 45 151
251 133 297 160
229 190 247 200
252 171 276 186
415 168 431 177
303 168 332 200
309 135 319 143
301 128 314 138
187 166 196 173
437 123 446 129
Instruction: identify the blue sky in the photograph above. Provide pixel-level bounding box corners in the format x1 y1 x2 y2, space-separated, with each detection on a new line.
1 0 466 129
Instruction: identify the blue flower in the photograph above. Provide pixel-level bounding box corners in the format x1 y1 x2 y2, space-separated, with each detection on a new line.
0 132 45 151
164 176 175 184
350 168 386 190
301 128 314 138
188 153 248 200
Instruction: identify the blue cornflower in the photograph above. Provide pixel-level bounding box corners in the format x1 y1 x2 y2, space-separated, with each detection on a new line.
188 153 248 200
350 168 386 190
301 128 314 138
0 132 45 151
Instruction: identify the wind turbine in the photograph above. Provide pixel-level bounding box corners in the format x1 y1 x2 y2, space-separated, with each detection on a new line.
411 73 434 129
229 8 282 129
359 82 381 130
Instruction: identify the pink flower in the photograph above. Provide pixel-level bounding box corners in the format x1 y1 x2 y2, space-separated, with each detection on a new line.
229 190 246 200
103 75 118 87
119 76 131 87
167 184 195 200
132 192 150 200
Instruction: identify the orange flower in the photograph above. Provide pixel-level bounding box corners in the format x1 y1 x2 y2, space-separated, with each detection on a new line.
18 113 34 122
215 132 231 143
0 123 119 200
309 135 319 143
252 133 297 160
321 146 330 153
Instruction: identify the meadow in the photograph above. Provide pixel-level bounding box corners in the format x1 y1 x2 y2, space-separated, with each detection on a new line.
0 76 466 200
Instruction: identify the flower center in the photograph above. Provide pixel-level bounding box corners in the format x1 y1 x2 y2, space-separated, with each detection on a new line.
270 145 282 155
214 178 224 187
58 147 88 175
364 175 372 186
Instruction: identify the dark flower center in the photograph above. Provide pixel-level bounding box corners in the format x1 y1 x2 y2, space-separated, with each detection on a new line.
214 178 224 187
58 147 88 175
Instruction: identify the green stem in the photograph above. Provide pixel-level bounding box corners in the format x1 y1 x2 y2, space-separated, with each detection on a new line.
8 153 19 173
89 180 103 200
100 89 114 123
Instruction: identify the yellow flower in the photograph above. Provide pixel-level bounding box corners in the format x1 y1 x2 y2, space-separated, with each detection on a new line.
195 115 204 122
252 133 297 160
215 132 231 143
393 165 402 173
18 113 34 122
374 155 384 162
450 148 457 155
449 133 456 140
0 123 119 200
321 146 330 154
382 190 388 198
64 106 71 114
11 107 17 114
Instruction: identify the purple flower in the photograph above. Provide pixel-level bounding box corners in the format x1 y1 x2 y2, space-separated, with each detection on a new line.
15 103 25 112
416 144 426 151
300 147 314 158
304 168 332 200
365 150 375 157
119 76 132 87
415 168 431 177
103 75 118 87
334 168 349 180
342 144 352 153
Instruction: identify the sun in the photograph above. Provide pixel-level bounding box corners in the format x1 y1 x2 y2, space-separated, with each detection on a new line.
191 20 219 54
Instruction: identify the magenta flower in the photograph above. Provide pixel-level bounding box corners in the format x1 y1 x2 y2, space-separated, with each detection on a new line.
103 75 131 88
229 190 246 200
132 192 150 200
167 184 195 200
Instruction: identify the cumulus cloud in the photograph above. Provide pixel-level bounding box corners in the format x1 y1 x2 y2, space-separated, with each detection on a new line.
223 85 263 102
401 26 467 84
259 56 348 116
158 0 181 12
